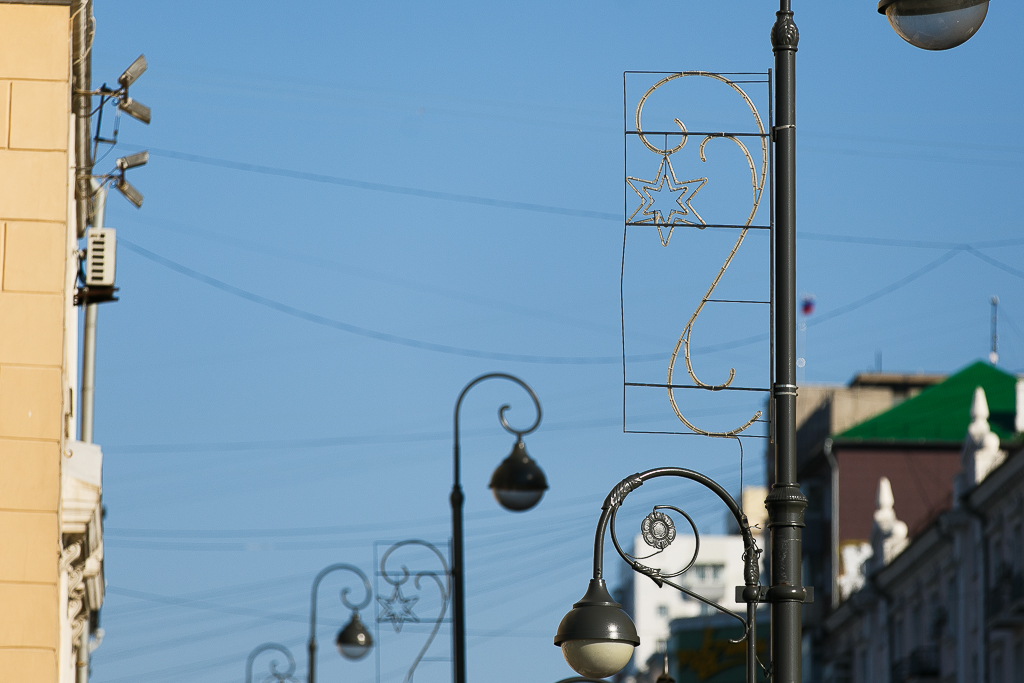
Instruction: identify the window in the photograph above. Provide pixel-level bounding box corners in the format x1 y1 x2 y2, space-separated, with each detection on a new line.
1012 524 1022 572
992 535 1004 577
910 605 922 650
690 564 725 584
657 605 668 617
947 576 959 636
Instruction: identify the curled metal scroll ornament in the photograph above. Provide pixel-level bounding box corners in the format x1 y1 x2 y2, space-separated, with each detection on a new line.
609 499 749 638
629 72 767 437
246 643 300 683
377 540 451 683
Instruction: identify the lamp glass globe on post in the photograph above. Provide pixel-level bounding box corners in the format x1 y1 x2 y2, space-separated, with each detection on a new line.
554 580 640 679
879 0 988 50
488 439 548 512
335 612 373 661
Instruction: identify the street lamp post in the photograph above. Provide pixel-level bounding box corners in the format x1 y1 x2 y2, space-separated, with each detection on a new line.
767 2 985 681
307 564 374 683
768 6 804 683
451 373 549 683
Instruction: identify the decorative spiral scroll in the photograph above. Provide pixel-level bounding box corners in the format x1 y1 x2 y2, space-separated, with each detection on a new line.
630 72 767 437
378 540 451 683
246 643 300 683
610 505 699 582
498 401 541 440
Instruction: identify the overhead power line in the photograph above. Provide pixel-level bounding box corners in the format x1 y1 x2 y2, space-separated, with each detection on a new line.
119 236 968 375
800 232 1024 251
125 145 619 222
806 249 961 327
120 239 654 365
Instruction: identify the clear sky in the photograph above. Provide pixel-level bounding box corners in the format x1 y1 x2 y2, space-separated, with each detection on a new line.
86 2 1022 683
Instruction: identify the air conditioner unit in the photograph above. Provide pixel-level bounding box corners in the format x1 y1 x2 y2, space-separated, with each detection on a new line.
85 227 116 287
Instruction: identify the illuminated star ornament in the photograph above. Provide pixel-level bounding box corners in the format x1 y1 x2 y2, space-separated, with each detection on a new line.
377 585 420 633
626 156 708 246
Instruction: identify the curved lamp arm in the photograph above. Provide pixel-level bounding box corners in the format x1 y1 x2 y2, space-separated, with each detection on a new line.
453 372 542 487
591 468 761 683
247 643 298 683
592 468 758 589
307 564 372 683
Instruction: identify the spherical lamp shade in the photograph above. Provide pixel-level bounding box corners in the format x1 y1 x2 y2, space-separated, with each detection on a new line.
554 580 640 679
879 0 988 50
488 440 548 512
335 612 373 660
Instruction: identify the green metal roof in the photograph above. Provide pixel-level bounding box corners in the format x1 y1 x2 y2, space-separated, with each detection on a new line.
835 361 1018 444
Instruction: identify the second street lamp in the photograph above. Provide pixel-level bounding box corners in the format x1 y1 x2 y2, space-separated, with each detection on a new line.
450 373 547 683
307 564 374 683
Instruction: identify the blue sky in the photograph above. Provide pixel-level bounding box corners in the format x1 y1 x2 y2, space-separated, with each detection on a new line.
86 2 1022 683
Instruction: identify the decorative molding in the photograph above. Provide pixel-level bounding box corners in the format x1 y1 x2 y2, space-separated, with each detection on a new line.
60 540 83 573
771 11 799 51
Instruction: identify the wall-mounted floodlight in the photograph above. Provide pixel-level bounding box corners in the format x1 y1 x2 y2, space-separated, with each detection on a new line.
110 151 147 208
106 55 151 124
118 54 147 88
116 150 149 171
118 97 151 125
115 178 144 209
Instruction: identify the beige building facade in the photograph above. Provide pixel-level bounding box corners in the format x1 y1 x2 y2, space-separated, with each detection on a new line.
0 1 104 682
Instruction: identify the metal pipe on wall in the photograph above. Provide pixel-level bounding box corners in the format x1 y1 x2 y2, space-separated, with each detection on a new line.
824 438 840 609
72 0 92 239
80 184 105 444
72 7 95 682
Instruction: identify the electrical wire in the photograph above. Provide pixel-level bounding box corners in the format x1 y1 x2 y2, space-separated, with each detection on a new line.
806 250 961 327
102 403 754 455
122 145 619 222
965 247 1024 281
799 232 1024 251
119 239 661 366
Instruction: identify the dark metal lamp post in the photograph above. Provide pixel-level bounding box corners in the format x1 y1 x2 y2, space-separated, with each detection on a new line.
451 373 547 683
765 2 983 681
308 564 374 683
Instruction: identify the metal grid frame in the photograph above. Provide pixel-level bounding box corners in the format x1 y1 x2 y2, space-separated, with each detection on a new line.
620 70 774 441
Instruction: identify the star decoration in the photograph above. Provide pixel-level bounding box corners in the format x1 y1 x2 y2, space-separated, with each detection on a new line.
626 156 708 246
377 585 420 633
